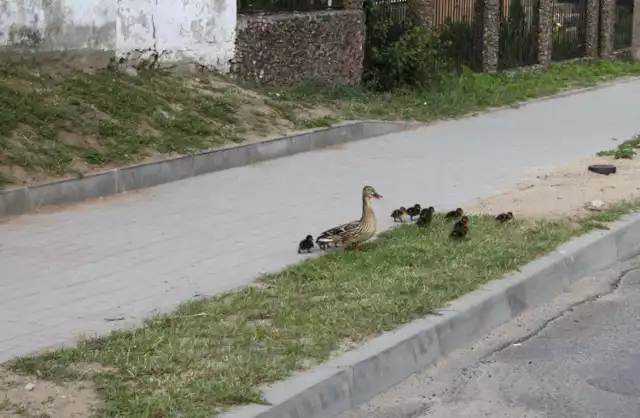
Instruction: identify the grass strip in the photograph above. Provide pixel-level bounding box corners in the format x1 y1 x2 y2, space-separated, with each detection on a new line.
597 133 640 159
8 200 640 417
272 59 640 122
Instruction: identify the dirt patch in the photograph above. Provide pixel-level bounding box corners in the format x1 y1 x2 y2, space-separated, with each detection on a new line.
0 366 98 417
469 156 640 219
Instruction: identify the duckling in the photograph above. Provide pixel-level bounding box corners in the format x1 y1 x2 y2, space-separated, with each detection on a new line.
495 211 514 223
406 204 421 221
298 235 314 254
390 207 408 223
416 206 435 227
445 207 464 221
450 216 469 239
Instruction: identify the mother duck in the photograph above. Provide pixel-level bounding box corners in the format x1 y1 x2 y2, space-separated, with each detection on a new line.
316 185 383 251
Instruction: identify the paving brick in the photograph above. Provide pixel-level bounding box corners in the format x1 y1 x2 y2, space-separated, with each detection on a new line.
1 79 640 363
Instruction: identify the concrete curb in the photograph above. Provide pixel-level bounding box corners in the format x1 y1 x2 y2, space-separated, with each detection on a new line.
220 212 640 418
0 120 421 217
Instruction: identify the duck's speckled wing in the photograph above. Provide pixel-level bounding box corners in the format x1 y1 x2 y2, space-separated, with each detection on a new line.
317 220 361 242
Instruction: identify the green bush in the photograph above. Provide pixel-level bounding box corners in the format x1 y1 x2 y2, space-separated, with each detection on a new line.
438 19 483 71
363 0 452 91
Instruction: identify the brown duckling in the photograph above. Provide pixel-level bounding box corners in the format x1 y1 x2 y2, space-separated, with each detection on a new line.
450 216 469 239
390 207 408 223
495 211 514 223
406 204 421 221
445 207 464 221
416 206 435 227
298 235 315 253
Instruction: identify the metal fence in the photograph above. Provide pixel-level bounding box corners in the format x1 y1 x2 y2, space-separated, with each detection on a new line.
614 0 633 50
499 0 538 69
373 0 410 22
551 0 587 60
238 0 343 13
433 0 484 71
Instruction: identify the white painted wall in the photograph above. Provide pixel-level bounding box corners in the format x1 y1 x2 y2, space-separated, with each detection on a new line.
0 0 236 70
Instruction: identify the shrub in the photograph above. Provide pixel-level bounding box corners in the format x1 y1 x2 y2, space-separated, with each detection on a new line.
363 0 452 91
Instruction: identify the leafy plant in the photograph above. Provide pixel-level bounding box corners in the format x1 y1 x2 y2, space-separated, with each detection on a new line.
596 134 640 159
363 0 452 91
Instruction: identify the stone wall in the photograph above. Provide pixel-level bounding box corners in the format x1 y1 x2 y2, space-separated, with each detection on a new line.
232 10 366 85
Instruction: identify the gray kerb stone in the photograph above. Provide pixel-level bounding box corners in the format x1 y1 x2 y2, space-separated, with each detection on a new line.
0 120 421 217
220 212 640 418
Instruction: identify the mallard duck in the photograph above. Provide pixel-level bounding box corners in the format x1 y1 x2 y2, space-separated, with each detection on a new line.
315 236 328 251
495 211 514 223
391 207 408 222
316 185 383 251
416 206 435 227
445 207 464 221
407 204 421 221
450 216 469 239
298 235 314 254
316 231 343 251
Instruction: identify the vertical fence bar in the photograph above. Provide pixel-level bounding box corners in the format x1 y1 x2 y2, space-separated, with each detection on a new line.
498 0 539 69
551 0 587 60
613 0 633 50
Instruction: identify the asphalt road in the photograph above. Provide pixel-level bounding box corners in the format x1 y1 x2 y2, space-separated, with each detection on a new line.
340 255 640 418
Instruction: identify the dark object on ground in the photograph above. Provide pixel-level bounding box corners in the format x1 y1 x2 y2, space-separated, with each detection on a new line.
451 216 469 239
417 206 435 227
495 211 514 223
407 204 421 221
298 235 314 253
588 164 617 175
445 207 464 221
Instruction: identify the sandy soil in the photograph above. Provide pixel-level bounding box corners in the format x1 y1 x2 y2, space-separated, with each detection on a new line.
0 366 97 417
468 155 640 219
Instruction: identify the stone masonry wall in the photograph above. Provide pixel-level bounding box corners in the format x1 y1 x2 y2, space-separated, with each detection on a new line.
232 10 365 85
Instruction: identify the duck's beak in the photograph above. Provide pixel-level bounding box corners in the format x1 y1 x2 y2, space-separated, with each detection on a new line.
373 192 383 199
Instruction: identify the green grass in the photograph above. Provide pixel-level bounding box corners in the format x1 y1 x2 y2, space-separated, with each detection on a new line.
597 134 640 159
270 59 640 122
8 201 640 417
0 64 330 188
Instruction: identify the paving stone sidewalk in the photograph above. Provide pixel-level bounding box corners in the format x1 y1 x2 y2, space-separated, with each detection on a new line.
2 80 640 362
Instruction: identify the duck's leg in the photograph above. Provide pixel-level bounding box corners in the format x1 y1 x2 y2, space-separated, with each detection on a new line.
352 242 360 251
